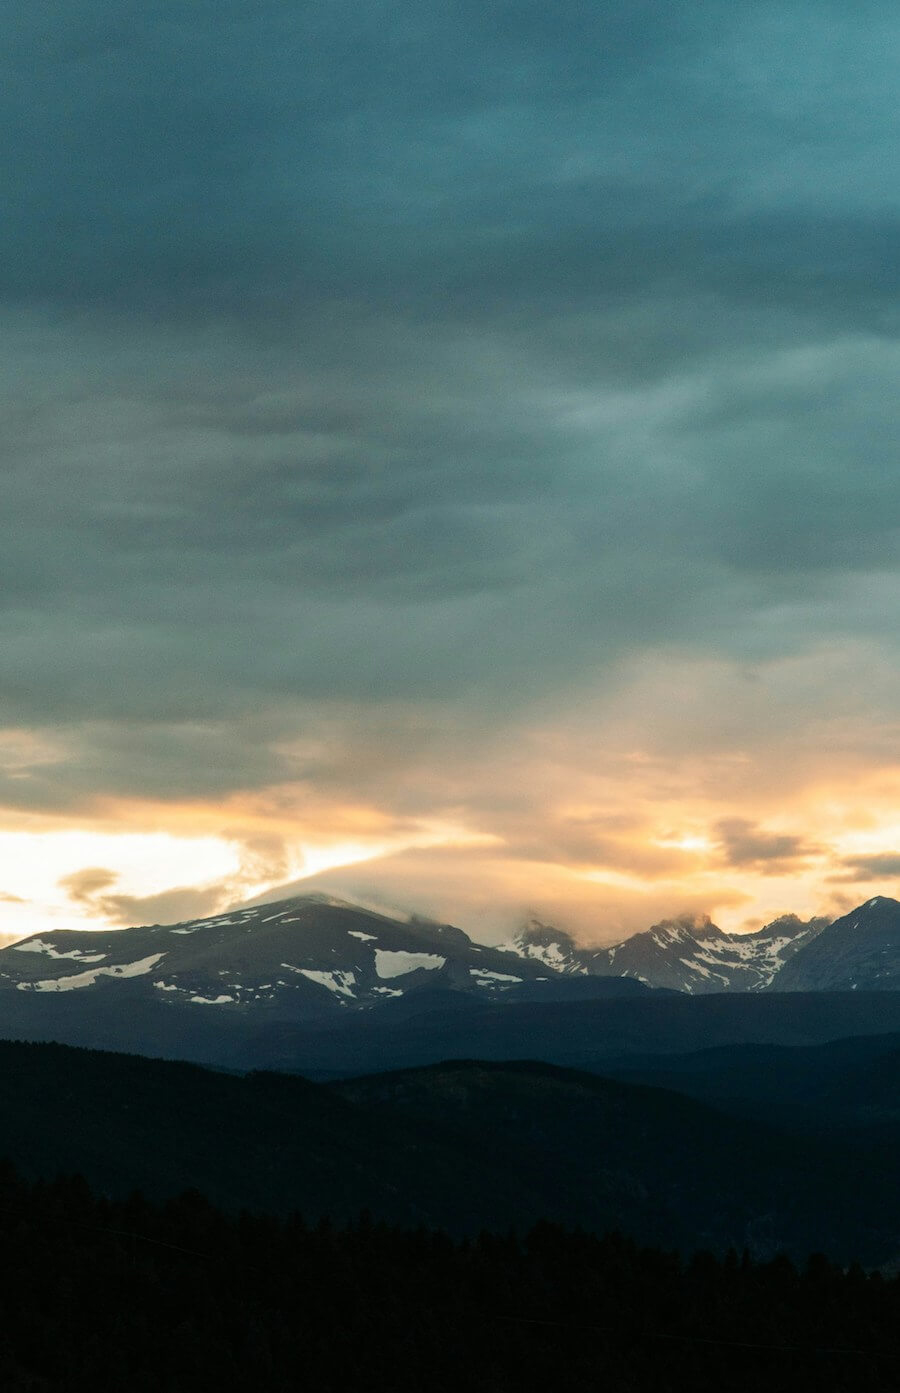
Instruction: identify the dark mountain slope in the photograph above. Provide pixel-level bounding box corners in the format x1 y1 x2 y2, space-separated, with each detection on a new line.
237 989 900 1078
773 896 900 991
0 1037 535 1231
332 1058 900 1263
1 969 900 1077
821 1043 900 1122
0 1039 896 1261
594 1032 900 1127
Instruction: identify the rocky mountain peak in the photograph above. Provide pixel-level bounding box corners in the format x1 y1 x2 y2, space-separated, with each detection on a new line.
503 919 585 974
647 913 721 942
752 912 832 942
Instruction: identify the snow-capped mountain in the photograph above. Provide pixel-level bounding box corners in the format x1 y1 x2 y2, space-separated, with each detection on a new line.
506 911 830 994
1 893 896 1031
0 894 613 1016
771 897 900 992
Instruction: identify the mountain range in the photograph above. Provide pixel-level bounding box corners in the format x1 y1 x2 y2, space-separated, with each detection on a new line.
3 893 898 1009
505 899 900 993
0 891 897 1075
505 909 830 992
0 892 650 1069
1 891 900 1268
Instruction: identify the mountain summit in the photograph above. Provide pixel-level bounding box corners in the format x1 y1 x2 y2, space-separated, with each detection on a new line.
0 894 649 1022
772 897 900 992
0 895 554 1013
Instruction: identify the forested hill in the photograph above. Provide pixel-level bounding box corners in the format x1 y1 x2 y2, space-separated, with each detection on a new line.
0 1038 900 1265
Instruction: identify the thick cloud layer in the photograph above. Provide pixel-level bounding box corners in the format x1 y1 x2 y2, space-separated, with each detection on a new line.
1 1 898 935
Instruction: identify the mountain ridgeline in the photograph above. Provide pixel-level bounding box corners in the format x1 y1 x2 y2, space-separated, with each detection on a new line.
0 893 652 1014
2 893 898 1006
506 910 829 993
0 893 899 1075
508 897 900 993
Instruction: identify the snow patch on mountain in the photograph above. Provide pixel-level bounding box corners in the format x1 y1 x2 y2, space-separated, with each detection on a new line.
374 950 446 979
172 915 245 934
19 953 166 993
296 967 358 999
13 939 106 963
470 968 523 987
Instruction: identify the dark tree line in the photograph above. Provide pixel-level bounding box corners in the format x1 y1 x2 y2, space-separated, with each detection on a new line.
0 1161 896 1391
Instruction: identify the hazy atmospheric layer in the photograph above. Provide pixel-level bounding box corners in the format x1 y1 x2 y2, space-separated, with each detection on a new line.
1 1 898 942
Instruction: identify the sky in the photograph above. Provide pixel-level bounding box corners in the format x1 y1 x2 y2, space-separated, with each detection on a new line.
1 0 898 944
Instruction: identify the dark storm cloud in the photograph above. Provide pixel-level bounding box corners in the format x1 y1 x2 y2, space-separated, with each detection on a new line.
714 819 821 873
833 853 900 881
4 1 897 318
1 0 898 811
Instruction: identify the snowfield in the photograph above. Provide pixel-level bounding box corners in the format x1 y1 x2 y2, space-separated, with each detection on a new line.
295 968 358 999
13 939 106 963
19 953 166 993
470 969 523 987
374 950 446 979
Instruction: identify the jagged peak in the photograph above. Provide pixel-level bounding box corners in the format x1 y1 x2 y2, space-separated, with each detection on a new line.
514 917 578 950
750 912 831 941
646 913 721 942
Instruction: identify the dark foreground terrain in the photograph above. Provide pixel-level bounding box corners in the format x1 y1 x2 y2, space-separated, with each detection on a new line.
0 1036 899 1389
0 1038 899 1265
0 1168 897 1392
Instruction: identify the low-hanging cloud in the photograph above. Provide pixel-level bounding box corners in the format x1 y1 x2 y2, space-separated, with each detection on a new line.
65 873 229 930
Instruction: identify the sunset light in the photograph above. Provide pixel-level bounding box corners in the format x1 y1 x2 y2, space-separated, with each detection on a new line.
1 1 899 1375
